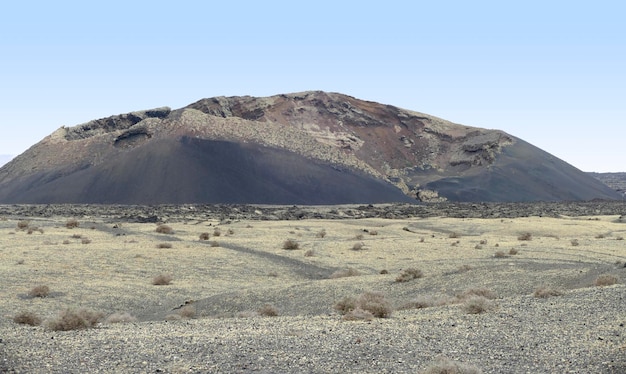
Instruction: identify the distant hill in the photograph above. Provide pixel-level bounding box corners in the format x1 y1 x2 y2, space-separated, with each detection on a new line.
588 172 626 194
0 91 620 204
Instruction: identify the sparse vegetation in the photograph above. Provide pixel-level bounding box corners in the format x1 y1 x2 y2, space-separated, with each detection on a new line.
304 249 315 257
395 267 424 283
508 248 519 255
329 268 361 279
199 232 210 240
156 224 173 234
13 311 42 326
422 357 483 374
400 295 451 310
105 312 137 324
335 291 392 319
462 295 494 314
316 229 327 238
570 239 580 246
449 232 461 239
157 242 173 249
595 274 618 287
533 287 564 298
16 220 30 230
209 241 220 247
351 242 365 251
65 219 80 229
493 250 507 258
45 308 104 331
369 230 378 236
518 232 532 241
257 304 279 317
152 273 173 285
29 285 50 298
283 239 299 250
213 228 221 237
178 305 196 319
81 238 91 244
27 227 44 234
458 288 496 300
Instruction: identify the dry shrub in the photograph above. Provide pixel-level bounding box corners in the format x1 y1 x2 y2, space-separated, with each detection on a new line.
351 242 365 251
105 312 137 324
81 238 92 244
13 311 42 326
199 232 210 241
329 268 361 279
213 228 221 237
595 274 618 287
62 240 71 245
462 296 494 314
157 242 172 249
29 285 50 298
449 232 461 239
400 295 451 310
45 308 104 331
71 234 82 239
493 250 507 258
458 288 496 300
422 357 483 374
316 229 327 238
283 239 299 250
152 273 173 285
379 269 389 274
395 268 424 283
479 239 487 245
210 241 220 247
257 304 279 317
178 305 196 319
533 287 564 298
16 220 30 230
518 232 532 241
508 248 519 255
369 230 378 236
595 233 606 239
16 259 25 265
474 245 483 249
343 307 374 321
27 227 44 234
355 234 364 240
65 219 80 229
156 224 173 234
334 296 358 315
304 249 315 257
334 291 392 319
355 291 392 318
616 236 624 241
457 264 473 273
570 239 580 246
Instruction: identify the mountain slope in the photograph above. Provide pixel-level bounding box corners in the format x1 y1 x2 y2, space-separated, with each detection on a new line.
0 91 620 204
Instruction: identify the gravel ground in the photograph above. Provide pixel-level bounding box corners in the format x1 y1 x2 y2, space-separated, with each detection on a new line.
1 286 625 373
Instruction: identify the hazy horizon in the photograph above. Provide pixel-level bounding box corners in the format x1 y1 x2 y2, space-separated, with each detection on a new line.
1 2 623 172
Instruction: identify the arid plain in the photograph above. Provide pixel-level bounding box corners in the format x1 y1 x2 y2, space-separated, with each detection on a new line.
1 204 625 373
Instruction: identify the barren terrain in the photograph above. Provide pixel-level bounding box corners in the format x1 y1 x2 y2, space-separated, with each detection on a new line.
0 203 625 373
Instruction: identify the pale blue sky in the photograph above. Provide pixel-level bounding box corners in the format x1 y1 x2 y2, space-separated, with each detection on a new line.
1 1 624 171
